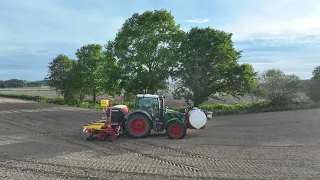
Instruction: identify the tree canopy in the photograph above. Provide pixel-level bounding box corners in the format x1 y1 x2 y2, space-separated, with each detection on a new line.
172 27 257 106
76 44 105 104
46 44 120 105
43 9 317 108
46 55 74 95
107 9 183 95
312 66 320 80
258 69 301 105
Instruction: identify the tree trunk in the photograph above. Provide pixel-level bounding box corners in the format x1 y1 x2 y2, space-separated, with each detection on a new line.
93 89 96 105
193 98 201 107
78 92 86 106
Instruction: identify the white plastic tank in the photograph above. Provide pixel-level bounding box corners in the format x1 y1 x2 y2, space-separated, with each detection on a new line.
188 107 207 129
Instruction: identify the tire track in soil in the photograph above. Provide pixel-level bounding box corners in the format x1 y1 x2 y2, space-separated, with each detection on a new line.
22 133 203 173
65 137 202 173
134 140 320 164
133 140 216 162
1 132 163 179
22 132 200 175
1 161 111 180
1 113 83 139
22 133 115 156
3 131 113 156
0 156 221 180
105 142 201 173
41 130 203 174
0 116 40 132
61 137 114 156
0 114 75 136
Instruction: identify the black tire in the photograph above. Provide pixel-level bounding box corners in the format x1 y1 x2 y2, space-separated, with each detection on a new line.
166 121 187 139
126 113 151 138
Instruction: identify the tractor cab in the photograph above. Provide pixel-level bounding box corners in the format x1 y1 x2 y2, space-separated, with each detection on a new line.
135 94 166 120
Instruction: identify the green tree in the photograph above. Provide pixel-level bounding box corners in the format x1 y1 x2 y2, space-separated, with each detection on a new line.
248 76 265 103
103 41 121 96
312 66 320 80
258 69 301 105
308 66 320 102
108 9 183 96
1 79 26 88
75 43 121 104
46 54 78 104
299 79 311 93
27 81 43 87
172 27 257 107
67 61 88 105
76 44 106 104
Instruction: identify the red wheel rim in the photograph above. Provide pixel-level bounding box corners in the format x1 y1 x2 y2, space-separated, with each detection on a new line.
170 124 182 136
130 119 147 135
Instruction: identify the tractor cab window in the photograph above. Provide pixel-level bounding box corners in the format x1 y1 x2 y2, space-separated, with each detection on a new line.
136 97 159 109
136 97 160 118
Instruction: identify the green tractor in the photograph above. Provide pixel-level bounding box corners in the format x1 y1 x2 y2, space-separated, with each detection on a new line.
124 94 207 139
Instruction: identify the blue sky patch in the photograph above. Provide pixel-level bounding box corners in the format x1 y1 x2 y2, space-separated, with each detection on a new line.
0 0 319 80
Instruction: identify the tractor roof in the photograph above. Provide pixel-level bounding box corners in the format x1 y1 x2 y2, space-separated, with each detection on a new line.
136 94 159 98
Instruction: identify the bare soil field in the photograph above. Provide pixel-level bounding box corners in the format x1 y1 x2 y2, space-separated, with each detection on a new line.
1 97 320 179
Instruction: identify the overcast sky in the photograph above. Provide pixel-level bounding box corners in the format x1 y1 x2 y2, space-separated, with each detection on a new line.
1 0 319 80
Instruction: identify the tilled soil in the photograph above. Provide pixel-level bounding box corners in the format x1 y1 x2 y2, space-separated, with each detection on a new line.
1 98 320 180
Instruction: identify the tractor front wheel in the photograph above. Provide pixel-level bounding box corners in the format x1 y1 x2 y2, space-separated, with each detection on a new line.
166 121 187 139
126 114 151 138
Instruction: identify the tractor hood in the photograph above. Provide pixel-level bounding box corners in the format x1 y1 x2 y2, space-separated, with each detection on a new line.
166 108 184 114
164 108 185 121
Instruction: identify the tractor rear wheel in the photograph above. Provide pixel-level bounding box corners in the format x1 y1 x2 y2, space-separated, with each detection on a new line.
126 114 151 138
166 121 187 139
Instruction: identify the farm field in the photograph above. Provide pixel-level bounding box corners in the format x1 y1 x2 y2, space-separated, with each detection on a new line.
1 97 320 179
0 86 259 107
0 87 60 98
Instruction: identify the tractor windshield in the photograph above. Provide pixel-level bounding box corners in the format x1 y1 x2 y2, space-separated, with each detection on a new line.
135 96 161 118
136 97 159 108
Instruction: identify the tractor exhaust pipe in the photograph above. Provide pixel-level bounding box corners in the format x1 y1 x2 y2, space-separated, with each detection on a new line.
159 96 164 121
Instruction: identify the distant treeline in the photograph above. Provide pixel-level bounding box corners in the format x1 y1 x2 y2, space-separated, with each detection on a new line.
0 79 48 88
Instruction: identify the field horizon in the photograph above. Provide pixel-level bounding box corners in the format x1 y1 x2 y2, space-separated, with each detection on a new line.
0 86 262 106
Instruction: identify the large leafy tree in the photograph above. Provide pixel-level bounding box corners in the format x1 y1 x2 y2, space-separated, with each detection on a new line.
172 27 257 106
46 54 78 104
76 44 110 104
108 9 183 95
258 69 301 105
76 43 120 103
